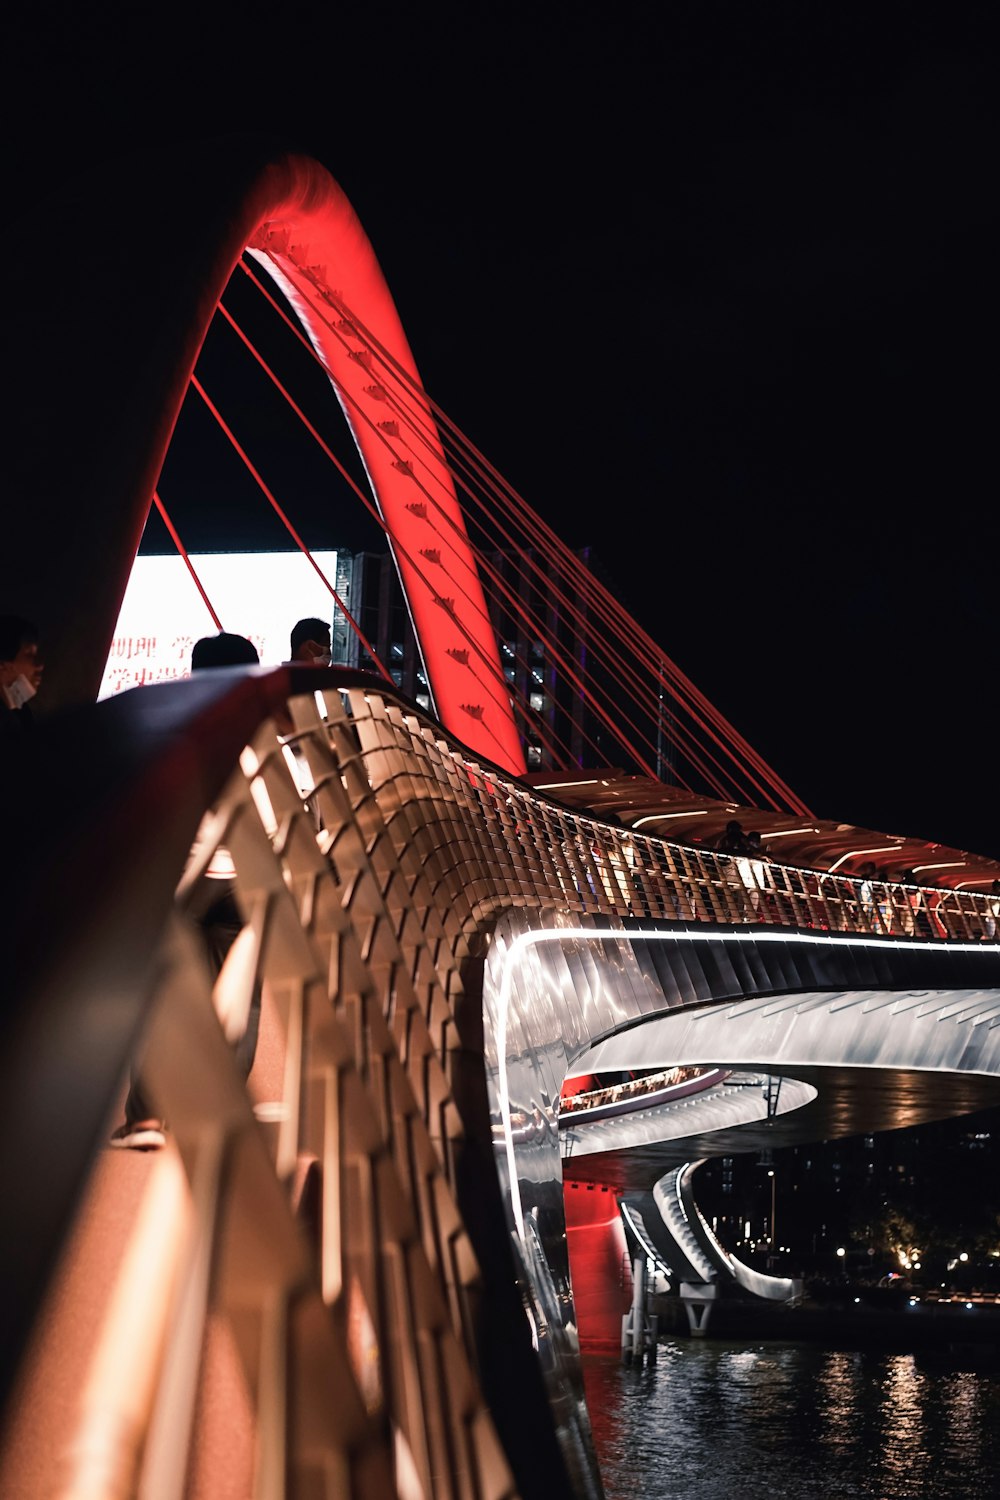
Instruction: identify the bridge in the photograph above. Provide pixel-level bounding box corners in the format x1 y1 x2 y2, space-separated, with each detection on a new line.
2 145 999 1500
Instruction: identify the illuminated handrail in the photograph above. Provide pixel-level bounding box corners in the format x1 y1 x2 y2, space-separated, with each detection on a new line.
342 698 996 944
2 670 995 1500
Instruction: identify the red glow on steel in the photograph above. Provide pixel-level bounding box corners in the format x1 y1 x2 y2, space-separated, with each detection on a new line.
564 1181 631 1350
240 265 675 775
561 1074 597 1098
241 180 525 776
258 249 809 809
220 284 528 764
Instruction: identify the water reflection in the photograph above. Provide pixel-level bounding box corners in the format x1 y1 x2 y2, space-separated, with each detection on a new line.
878 1356 929 1489
583 1342 1000 1499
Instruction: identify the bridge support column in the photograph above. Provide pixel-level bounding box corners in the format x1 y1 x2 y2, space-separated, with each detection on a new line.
679 1281 720 1337
620 1253 658 1365
564 1180 631 1351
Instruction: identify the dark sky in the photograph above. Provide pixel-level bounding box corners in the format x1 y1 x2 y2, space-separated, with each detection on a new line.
8 4 998 858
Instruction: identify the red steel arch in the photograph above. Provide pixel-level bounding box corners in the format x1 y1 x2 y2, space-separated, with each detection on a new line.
242 166 524 774
4 145 524 774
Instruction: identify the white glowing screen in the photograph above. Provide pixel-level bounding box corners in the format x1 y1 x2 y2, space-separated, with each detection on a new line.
98 551 338 698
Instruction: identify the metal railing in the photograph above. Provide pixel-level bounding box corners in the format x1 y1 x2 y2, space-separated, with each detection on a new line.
2 669 995 1500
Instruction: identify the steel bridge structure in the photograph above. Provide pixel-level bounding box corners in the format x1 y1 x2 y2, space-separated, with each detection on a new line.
3 147 1000 1500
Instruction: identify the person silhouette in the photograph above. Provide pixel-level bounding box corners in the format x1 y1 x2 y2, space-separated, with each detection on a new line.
288 617 331 665
110 632 261 1148
0 614 44 746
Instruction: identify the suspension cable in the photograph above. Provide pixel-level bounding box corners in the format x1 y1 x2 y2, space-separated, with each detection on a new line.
216 289 562 764
152 491 224 630
304 270 811 811
188 374 395 686
235 254 812 811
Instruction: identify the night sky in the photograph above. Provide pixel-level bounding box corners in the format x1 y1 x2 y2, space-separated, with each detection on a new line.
7 5 998 858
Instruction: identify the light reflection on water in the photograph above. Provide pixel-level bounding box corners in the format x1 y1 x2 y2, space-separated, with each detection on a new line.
583 1342 1000 1499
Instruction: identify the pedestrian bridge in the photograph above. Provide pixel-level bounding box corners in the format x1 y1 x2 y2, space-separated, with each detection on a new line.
3 670 999 1500
4 144 1000 1500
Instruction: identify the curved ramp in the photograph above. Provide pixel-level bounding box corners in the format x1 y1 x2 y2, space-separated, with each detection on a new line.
653 1166 719 1284
668 1163 799 1303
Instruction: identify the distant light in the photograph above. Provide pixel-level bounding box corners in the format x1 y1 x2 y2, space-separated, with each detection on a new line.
966 1302 974 1310
836 1247 846 1258
763 826 822 840
960 1252 969 1262
854 1297 861 1304
909 1297 919 1306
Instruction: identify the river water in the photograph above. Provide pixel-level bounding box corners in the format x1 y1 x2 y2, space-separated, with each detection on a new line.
584 1340 1000 1499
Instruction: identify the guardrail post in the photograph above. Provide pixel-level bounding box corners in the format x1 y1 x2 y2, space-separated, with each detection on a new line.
620 1252 658 1365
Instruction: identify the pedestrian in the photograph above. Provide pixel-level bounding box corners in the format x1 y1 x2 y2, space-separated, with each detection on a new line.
288 617 331 664
0 614 43 745
110 632 262 1148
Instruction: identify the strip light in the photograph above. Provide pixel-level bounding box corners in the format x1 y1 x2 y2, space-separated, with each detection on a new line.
632 811 709 828
826 846 900 875
760 826 822 840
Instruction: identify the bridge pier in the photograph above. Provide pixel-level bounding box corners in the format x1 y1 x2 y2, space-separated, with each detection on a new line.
679 1280 720 1337
621 1252 659 1365
564 1179 632 1350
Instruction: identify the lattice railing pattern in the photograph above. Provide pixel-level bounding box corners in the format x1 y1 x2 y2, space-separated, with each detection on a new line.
12 681 995 1500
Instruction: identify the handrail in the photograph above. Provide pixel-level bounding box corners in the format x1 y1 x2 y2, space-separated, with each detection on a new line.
2 664 316 1406
652 1169 716 1284
618 1202 672 1287
3 666 514 1499
558 1067 731 1120
2 668 995 1500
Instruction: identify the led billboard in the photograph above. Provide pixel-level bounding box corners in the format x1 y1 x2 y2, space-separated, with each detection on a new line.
98 551 339 698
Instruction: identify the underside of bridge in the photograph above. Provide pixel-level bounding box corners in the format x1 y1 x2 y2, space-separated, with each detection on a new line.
482 913 1000 1393
562 1059 1000 1192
